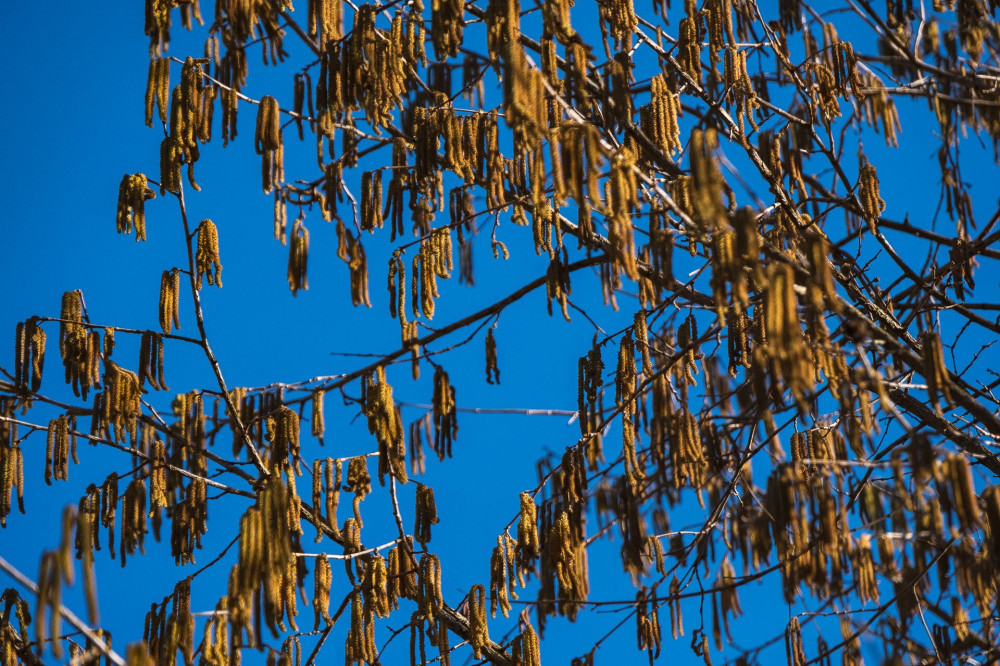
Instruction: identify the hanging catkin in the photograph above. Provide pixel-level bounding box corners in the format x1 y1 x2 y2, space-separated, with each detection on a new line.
194 219 222 288
158 269 181 334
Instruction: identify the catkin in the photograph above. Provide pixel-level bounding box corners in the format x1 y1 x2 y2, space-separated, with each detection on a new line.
485 328 500 384
857 163 885 231
313 554 332 628
468 584 490 658
144 57 170 127
195 219 223 288
158 269 181 334
14 318 46 393
45 415 71 485
255 95 284 194
287 219 309 296
921 330 953 412
116 174 156 241
414 483 439 544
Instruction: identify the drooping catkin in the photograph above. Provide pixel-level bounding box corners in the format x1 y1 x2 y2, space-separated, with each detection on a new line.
785 617 806 666
431 0 465 60
414 483 439 544
921 330 953 412
510 621 541 666
287 219 309 296
255 95 284 194
432 366 458 460
387 540 418 602
346 456 371 527
485 327 501 384
144 57 170 127
116 174 156 242
467 584 490 658
311 389 325 438
636 587 662 660
14 317 46 393
194 219 222 288
98 362 142 444
857 162 885 232
120 477 147 566
59 291 100 399
313 554 332 628
158 269 181 334
365 367 407 484
138 330 169 392
45 415 72 485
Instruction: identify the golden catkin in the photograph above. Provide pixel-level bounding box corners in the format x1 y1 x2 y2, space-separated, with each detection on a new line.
784 617 806 666
485 327 501 384
148 439 169 512
59 291 100 399
14 317 46 393
158 269 181 334
194 219 223 288
144 57 170 127
857 163 885 231
120 477 147 566
387 541 418 602
516 492 540 573
599 0 637 50
636 587 662 659
255 95 284 194
365 367 407 484
488 535 515 618
45 415 71 485
361 554 391 620
360 171 383 233
346 457 371 527
432 366 458 460
323 458 342 537
417 553 443 621
0 414 26 526
668 576 683 639
266 405 301 473
467 584 490 658
137 331 168 392
510 621 540 666
313 554 332 628
98 362 142 444
984 485 1000 567
116 174 156 242
921 330 953 412
309 0 343 45
431 0 465 59
642 74 682 159
311 389 325 438
287 219 309 296
414 483 439 544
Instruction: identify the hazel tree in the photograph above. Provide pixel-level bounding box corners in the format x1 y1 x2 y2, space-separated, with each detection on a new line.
3 0 1000 664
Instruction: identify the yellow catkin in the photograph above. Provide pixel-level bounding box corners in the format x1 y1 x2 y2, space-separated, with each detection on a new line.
921 330 953 411
255 95 284 194
313 554 332 628
485 328 501 384
116 174 156 241
414 483 439 544
144 57 170 127
468 584 490 658
857 163 885 232
158 269 181 334
287 219 309 296
195 219 223 288
15 318 46 393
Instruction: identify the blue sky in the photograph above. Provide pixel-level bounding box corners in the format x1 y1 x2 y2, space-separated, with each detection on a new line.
2 2 999 665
